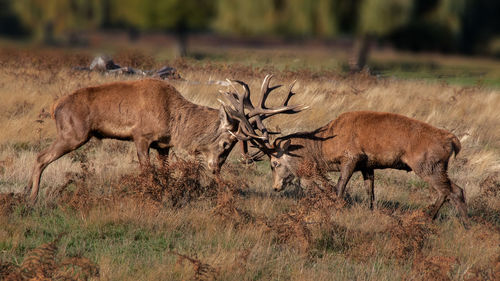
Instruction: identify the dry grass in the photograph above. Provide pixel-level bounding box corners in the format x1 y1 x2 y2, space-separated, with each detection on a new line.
0 48 499 280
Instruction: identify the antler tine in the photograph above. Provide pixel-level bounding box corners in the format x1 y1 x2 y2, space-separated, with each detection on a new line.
239 149 266 164
220 79 241 111
226 78 241 96
220 91 240 110
260 74 272 93
249 104 307 119
231 79 254 110
228 123 266 141
224 105 263 140
283 80 296 106
225 79 246 115
246 76 304 119
238 74 278 142
231 79 250 98
258 74 282 109
228 129 252 141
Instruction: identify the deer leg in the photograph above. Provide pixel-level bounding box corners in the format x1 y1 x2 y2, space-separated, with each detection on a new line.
428 191 447 220
362 169 375 210
423 173 451 220
336 158 357 199
27 137 88 203
449 181 468 219
134 137 152 171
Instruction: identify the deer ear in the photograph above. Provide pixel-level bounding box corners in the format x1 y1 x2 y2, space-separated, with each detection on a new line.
219 105 236 128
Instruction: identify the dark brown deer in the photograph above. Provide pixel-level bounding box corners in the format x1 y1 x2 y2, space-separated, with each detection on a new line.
233 99 467 219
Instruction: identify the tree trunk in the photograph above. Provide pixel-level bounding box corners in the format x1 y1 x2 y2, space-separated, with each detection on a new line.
101 0 111 28
175 21 188 57
177 31 188 57
349 34 373 73
42 21 55 45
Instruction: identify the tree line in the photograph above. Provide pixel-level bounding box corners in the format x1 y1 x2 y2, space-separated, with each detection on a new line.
1 0 499 61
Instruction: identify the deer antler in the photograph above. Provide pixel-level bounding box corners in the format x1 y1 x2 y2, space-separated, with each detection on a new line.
220 80 264 141
220 75 307 161
248 75 305 120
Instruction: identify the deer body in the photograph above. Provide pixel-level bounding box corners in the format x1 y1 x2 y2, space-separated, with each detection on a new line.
318 111 459 172
269 111 467 219
28 79 238 202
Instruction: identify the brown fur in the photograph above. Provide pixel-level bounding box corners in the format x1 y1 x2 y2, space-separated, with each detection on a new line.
49 99 59 119
27 79 239 203
270 111 467 219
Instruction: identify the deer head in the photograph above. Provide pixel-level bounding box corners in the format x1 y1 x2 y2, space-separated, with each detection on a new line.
204 105 239 173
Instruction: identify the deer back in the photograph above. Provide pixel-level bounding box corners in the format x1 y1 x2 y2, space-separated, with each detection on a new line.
319 111 459 169
51 79 221 148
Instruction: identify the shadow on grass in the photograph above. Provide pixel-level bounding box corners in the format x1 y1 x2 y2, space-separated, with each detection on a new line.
240 184 305 200
335 193 418 213
244 186 429 215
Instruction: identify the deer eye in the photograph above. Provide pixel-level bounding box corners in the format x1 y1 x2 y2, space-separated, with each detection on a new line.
222 141 230 149
272 161 280 167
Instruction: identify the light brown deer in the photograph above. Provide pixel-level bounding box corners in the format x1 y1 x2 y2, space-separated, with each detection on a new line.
230 86 467 219
27 78 241 203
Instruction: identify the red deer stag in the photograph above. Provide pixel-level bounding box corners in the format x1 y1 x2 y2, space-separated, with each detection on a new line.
234 101 467 219
27 78 242 203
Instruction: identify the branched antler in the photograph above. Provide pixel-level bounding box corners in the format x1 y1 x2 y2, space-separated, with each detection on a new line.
220 75 307 162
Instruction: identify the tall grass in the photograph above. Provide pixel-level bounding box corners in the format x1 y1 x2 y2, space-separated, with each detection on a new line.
0 49 499 280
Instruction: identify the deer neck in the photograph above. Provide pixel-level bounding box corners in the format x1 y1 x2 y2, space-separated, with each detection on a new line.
280 130 325 172
172 106 222 152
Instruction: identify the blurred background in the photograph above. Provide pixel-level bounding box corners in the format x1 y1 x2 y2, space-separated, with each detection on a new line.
0 0 499 85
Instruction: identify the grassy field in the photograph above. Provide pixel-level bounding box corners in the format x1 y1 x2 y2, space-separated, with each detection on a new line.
0 46 499 280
